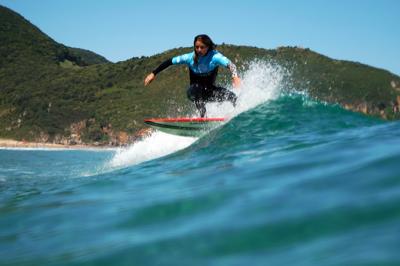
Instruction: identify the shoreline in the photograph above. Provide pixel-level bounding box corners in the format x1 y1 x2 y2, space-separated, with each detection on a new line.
0 138 115 150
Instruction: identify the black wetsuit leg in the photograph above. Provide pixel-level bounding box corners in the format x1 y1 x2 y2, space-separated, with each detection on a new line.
187 83 207 117
209 86 237 106
187 84 237 117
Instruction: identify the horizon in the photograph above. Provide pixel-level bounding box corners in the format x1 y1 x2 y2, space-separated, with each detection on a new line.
1 0 399 76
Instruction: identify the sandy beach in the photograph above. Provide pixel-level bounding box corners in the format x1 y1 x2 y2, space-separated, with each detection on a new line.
0 138 103 149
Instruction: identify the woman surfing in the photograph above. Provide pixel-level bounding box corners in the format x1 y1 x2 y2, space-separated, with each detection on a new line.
144 34 241 117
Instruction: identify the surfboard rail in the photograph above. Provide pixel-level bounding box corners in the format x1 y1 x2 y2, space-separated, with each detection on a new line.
145 117 225 123
144 117 226 137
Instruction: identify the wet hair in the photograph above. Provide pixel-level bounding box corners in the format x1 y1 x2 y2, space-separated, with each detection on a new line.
193 34 216 64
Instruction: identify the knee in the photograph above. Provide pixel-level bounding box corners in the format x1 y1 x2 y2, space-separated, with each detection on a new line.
187 83 203 101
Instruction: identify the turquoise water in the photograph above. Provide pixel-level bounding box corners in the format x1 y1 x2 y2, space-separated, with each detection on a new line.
1 94 400 266
2 60 400 265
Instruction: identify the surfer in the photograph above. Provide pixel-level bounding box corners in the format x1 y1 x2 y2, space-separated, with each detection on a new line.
144 34 241 117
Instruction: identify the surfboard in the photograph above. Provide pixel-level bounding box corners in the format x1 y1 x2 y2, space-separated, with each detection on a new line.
144 117 225 137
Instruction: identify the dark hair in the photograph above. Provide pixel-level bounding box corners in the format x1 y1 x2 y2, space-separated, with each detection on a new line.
193 34 216 64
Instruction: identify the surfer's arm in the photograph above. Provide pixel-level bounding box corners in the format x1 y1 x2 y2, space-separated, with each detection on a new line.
214 53 241 88
153 52 192 75
144 53 192 86
228 62 238 78
152 59 173 75
228 62 241 88
144 58 173 86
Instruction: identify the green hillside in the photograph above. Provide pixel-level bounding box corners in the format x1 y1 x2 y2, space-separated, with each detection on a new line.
67 47 109 65
1 5 400 145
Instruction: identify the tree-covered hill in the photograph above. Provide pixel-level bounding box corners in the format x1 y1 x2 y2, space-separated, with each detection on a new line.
1 5 400 145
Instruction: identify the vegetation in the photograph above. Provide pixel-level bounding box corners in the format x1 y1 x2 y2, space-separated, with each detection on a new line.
1 5 400 145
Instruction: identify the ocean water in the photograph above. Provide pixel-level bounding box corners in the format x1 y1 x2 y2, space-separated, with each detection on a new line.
1 62 400 266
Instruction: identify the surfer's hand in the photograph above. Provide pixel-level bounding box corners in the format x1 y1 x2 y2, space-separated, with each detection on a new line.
144 73 155 86
232 76 241 89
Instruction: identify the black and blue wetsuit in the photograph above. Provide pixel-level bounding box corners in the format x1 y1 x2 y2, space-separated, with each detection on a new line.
152 50 238 117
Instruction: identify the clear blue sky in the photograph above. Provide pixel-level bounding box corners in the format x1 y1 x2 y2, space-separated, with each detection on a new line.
1 0 399 75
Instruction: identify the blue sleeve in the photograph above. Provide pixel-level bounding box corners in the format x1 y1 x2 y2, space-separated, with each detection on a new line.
212 52 231 67
152 58 173 75
213 51 238 77
172 52 194 65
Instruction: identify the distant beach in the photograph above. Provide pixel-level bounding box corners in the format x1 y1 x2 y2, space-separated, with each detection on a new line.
0 138 106 149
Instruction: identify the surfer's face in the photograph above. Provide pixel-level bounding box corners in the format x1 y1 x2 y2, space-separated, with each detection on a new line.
195 40 208 56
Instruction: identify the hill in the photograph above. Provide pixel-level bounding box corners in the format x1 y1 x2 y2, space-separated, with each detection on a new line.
67 47 110 65
1 5 400 146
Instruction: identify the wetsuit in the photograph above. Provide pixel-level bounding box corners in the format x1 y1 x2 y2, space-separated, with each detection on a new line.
152 50 238 117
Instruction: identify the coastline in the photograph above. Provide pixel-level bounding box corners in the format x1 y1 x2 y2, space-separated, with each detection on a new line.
0 138 113 150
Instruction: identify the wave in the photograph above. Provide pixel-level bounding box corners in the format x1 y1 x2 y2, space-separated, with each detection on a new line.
3 62 400 266
166 93 382 168
108 60 287 168
109 131 197 168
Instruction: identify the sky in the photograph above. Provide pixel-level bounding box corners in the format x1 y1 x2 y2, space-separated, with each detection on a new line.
1 0 399 75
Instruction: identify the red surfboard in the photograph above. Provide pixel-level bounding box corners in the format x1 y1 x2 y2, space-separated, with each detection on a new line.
144 117 225 137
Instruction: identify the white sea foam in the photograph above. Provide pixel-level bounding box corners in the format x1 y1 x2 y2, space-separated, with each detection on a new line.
206 60 285 118
109 131 196 168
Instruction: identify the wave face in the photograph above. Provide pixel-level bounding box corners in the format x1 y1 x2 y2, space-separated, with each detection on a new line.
1 62 400 265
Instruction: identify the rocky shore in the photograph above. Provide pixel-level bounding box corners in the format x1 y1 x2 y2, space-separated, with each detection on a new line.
0 138 106 149
0 126 154 149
